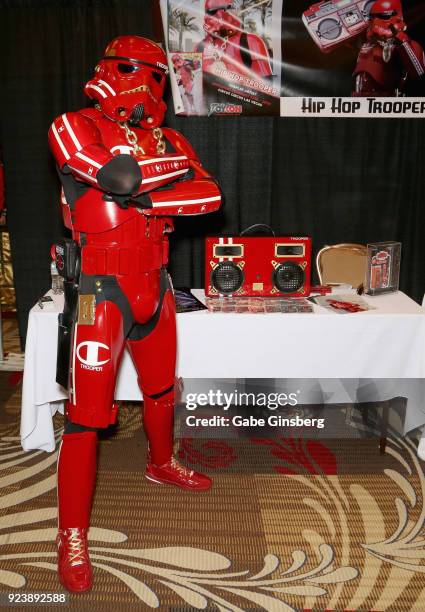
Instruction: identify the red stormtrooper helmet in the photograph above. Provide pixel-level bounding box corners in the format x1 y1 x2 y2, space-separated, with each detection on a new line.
204 0 241 37
368 0 405 40
84 36 168 128
370 0 403 19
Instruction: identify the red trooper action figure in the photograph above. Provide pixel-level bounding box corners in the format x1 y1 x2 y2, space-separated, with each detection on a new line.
353 0 425 96
48 36 221 593
196 0 273 78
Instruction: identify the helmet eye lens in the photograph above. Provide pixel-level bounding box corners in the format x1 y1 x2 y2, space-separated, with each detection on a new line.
370 10 397 19
117 63 139 74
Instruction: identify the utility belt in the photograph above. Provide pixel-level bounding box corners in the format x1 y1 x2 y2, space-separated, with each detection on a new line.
81 241 167 276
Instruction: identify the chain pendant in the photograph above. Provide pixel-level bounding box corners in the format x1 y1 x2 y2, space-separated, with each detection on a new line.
118 122 145 155
152 127 166 155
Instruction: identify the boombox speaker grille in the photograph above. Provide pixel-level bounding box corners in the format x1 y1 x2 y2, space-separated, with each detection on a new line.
211 262 244 294
273 262 305 293
318 18 342 40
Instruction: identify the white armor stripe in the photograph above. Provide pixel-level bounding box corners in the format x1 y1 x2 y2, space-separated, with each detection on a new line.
71 322 78 405
62 114 82 151
138 156 187 166
86 83 107 99
403 42 424 76
142 169 187 184
52 123 70 160
97 79 116 96
152 195 221 208
67 165 97 183
75 151 102 169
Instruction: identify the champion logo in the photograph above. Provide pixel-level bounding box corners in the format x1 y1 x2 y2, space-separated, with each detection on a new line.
77 341 110 371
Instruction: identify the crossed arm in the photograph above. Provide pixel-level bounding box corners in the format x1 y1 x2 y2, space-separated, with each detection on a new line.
49 112 221 215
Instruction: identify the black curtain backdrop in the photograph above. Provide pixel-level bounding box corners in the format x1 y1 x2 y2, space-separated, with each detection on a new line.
0 0 424 347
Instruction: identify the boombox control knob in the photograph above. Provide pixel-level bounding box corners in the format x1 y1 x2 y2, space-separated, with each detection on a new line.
211 261 244 295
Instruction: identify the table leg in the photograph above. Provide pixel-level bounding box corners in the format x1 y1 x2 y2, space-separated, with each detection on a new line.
379 401 389 455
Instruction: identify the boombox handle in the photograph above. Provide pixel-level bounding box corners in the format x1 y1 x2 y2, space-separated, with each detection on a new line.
240 224 275 237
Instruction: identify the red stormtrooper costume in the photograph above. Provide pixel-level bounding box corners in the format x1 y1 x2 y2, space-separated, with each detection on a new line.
48 36 221 593
353 0 425 96
196 0 273 78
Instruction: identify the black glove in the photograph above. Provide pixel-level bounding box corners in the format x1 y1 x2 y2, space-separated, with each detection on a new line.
97 154 142 195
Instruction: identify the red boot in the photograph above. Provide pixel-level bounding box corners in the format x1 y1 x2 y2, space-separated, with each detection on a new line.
56 430 97 592
146 456 212 491
143 390 212 491
57 528 92 593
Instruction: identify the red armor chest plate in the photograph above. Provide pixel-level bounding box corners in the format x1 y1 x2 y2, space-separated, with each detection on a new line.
67 110 170 235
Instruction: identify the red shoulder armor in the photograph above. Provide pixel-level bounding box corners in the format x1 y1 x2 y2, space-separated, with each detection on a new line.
162 128 198 161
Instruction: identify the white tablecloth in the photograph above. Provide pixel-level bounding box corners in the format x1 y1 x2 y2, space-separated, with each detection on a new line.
21 289 425 451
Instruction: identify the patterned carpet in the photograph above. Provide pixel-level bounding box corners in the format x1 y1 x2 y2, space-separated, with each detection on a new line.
1 319 425 611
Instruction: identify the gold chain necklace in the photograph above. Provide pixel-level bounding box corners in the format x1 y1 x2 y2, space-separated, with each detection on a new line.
118 122 145 155
95 104 166 156
119 121 166 156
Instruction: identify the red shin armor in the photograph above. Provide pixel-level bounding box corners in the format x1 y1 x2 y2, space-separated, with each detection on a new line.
51 35 221 591
142 388 211 490
57 432 97 592
57 432 97 529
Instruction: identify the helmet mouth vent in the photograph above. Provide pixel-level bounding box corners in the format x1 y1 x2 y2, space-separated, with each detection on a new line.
129 104 145 126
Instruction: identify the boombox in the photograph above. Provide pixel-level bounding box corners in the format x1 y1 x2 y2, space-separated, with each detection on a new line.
205 236 312 297
302 0 374 53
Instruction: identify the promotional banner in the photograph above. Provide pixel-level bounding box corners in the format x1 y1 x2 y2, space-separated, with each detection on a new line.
161 0 283 116
282 0 425 117
161 1 425 118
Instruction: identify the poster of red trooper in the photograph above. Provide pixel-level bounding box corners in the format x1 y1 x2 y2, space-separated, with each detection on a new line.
162 1 425 118
161 0 283 116
282 0 425 117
